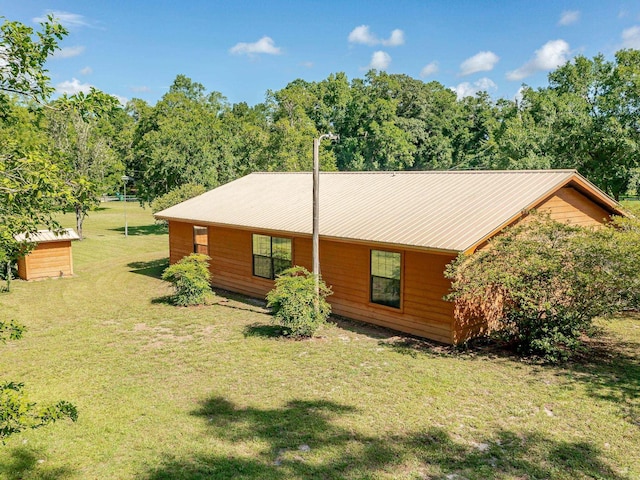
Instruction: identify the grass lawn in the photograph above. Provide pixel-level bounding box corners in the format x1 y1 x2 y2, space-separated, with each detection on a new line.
0 203 638 479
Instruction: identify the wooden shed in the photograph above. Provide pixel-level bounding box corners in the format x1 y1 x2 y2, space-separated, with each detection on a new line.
15 229 80 281
155 170 624 344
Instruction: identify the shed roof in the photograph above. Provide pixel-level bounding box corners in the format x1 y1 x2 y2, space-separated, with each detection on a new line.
155 170 622 253
14 228 80 243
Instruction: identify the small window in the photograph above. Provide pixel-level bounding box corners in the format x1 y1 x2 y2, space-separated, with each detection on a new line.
193 226 208 254
252 234 292 279
370 250 401 308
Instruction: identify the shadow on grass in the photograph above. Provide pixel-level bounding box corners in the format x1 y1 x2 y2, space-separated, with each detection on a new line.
110 224 167 236
243 322 284 338
144 396 625 480
380 317 640 428
0 447 74 480
151 295 174 306
562 322 640 427
128 258 169 279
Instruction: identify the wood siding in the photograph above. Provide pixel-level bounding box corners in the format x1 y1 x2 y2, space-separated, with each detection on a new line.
169 223 457 344
536 187 611 226
168 221 199 263
17 241 73 280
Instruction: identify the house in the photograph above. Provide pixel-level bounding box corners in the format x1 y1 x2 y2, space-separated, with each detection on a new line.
15 228 80 281
154 170 623 344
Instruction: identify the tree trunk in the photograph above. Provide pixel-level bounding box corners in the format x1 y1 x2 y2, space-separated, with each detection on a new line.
75 205 84 240
5 260 11 292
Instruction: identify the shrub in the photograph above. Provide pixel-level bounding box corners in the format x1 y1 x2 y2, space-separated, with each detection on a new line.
266 266 332 338
161 253 212 306
151 183 207 222
445 213 640 362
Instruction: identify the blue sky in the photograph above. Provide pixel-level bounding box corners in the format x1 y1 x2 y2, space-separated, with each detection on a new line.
2 1 640 106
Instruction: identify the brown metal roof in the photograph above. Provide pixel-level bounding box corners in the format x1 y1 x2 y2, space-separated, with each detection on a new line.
14 228 80 243
155 170 620 252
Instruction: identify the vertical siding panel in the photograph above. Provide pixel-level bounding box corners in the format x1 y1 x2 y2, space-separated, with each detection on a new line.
17 241 74 280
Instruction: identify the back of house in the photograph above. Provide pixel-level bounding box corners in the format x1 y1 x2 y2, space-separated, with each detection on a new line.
155 170 623 344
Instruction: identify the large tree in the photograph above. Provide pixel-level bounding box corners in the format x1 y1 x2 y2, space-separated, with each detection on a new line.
507 51 640 199
0 15 78 439
47 88 123 238
131 75 236 203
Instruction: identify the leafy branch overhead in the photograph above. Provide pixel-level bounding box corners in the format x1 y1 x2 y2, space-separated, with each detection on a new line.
0 15 67 104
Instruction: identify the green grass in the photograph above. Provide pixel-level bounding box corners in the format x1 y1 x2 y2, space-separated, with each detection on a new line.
0 203 638 479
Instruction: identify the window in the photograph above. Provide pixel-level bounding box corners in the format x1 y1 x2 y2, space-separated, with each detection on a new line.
252 234 292 279
370 250 401 308
193 226 208 254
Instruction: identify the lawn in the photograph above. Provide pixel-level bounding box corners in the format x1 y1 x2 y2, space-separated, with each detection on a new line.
0 203 638 479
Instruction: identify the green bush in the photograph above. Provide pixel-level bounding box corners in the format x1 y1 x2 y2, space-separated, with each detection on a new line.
266 266 332 338
161 253 212 306
151 183 207 220
446 213 640 362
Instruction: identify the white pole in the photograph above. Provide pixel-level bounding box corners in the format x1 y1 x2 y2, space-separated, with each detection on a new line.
312 133 338 309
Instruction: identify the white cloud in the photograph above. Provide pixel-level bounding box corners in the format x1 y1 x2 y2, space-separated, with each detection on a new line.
506 39 571 81
368 51 391 70
130 85 151 93
349 25 378 46
460 51 499 76
420 61 439 78
53 46 85 59
79 66 92 75
56 78 92 95
621 26 640 49
33 11 89 28
300 61 314 68
229 36 282 55
452 77 497 100
384 29 405 47
558 10 580 26
348 25 405 47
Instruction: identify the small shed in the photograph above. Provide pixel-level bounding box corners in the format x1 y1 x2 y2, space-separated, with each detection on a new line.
15 229 80 281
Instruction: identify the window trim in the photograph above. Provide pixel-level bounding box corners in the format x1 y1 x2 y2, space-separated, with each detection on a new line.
369 249 403 310
252 234 293 280
193 226 208 254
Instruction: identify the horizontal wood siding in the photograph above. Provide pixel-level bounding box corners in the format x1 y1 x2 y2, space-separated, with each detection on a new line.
170 224 457 344
208 226 274 298
168 221 196 263
536 187 611 226
293 237 456 344
17 241 73 280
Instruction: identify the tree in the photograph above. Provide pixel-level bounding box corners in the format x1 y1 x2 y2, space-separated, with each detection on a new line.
0 15 78 440
132 75 234 203
446 213 640 362
513 51 640 199
47 88 123 239
0 15 67 105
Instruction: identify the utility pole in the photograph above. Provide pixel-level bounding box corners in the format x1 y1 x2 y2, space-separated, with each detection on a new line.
121 175 132 237
312 133 338 306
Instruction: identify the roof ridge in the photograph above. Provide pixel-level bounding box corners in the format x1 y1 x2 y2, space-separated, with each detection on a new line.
250 169 577 175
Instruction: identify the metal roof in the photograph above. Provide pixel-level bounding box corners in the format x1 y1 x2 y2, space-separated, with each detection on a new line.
155 170 620 253
14 228 80 243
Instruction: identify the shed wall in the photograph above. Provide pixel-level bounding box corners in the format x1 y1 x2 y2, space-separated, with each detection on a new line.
17 241 73 280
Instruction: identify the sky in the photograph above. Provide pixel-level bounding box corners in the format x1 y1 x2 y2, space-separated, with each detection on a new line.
2 1 640 106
